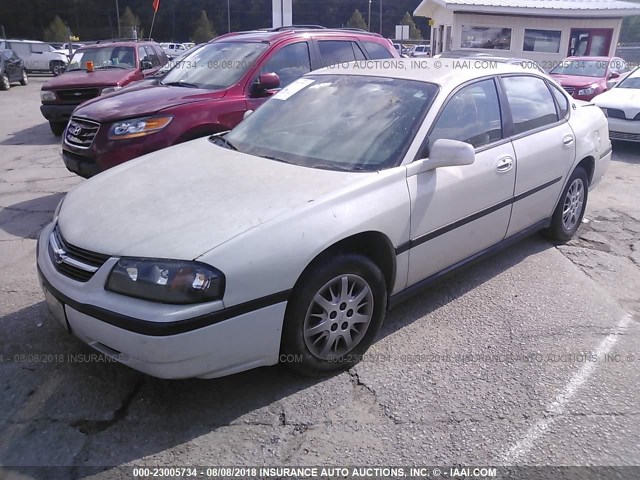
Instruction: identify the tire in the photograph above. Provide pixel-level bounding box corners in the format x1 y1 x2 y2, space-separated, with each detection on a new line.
49 122 66 137
544 166 589 242
20 70 28 86
0 73 10 91
50 61 65 77
281 253 387 376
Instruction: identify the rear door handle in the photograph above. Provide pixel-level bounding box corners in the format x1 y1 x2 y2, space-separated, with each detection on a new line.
496 156 514 173
563 135 575 147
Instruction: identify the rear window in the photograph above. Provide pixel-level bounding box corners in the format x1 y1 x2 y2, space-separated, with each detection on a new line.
318 41 365 66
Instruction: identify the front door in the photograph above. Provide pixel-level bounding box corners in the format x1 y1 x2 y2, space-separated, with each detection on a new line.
406 78 516 285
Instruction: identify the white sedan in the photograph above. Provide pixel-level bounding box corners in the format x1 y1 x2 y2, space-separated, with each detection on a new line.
593 66 640 143
37 60 611 379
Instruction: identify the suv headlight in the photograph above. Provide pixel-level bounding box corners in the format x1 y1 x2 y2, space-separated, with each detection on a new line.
578 84 599 96
40 90 56 102
108 115 173 140
101 86 122 95
106 258 225 304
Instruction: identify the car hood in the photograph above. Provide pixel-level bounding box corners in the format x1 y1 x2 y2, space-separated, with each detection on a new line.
43 69 139 90
549 74 604 87
58 139 370 260
73 84 226 122
592 88 640 117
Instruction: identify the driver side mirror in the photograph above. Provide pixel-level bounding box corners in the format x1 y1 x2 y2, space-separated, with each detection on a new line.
140 60 153 70
251 72 280 96
412 139 475 174
608 71 620 80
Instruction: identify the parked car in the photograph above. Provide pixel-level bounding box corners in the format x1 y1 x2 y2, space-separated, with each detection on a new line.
549 56 631 101
592 66 640 143
38 60 610 379
0 39 68 75
61 27 398 178
160 42 188 58
182 42 196 50
410 44 431 57
0 49 28 90
40 40 169 136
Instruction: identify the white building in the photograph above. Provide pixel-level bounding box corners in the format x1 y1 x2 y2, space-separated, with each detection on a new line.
414 0 640 66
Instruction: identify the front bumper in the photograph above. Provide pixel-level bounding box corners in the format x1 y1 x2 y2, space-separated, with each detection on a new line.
40 104 77 123
606 117 640 143
36 223 287 379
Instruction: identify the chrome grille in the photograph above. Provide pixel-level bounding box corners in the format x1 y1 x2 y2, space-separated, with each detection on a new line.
56 88 100 102
48 225 110 282
610 131 640 142
65 117 100 149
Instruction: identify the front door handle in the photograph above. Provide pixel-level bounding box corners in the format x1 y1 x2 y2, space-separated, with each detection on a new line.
563 135 575 147
496 156 514 173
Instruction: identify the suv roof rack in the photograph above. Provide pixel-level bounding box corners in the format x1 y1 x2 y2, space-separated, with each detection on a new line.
96 38 140 44
270 25 327 31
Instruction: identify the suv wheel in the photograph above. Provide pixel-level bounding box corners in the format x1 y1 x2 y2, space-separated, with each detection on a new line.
50 61 65 76
282 253 387 376
0 73 10 90
49 122 66 136
20 70 28 86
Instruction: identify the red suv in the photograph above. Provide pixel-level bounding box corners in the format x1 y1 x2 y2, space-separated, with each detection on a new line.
61 27 399 177
549 56 631 101
40 40 168 136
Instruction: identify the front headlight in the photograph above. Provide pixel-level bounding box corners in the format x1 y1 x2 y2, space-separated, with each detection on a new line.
53 196 65 220
106 258 225 304
108 115 173 140
578 84 599 96
101 86 122 95
40 90 56 102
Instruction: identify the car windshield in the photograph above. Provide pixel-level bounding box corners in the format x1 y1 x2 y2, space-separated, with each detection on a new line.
161 41 267 90
550 60 606 78
67 46 136 71
222 75 438 172
617 67 640 89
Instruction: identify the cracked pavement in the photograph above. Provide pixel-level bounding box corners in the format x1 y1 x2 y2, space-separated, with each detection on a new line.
0 78 639 479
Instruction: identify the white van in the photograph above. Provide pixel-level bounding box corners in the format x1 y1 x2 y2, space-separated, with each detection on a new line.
0 39 68 75
160 42 188 58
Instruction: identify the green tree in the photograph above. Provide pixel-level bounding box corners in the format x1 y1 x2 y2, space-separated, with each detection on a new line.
43 15 71 43
400 12 422 40
119 7 143 39
191 10 216 43
347 9 368 31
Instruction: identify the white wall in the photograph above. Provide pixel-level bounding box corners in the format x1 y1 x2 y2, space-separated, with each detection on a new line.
272 0 293 28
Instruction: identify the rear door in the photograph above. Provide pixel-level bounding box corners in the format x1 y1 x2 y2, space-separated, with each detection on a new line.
7 42 32 71
406 77 516 284
500 75 576 236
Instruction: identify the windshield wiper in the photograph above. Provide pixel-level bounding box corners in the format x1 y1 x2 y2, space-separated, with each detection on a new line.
308 163 369 172
208 134 237 151
162 80 199 88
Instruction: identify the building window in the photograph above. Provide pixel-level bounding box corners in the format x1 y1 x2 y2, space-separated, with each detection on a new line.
523 29 561 53
461 26 511 50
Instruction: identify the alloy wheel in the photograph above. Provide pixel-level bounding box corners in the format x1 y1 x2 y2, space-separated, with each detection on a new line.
562 178 584 231
303 274 374 360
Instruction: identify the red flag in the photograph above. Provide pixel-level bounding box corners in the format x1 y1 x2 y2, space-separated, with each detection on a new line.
152 0 160 12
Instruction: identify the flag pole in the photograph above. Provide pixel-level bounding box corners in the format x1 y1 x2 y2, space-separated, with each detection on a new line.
149 9 158 40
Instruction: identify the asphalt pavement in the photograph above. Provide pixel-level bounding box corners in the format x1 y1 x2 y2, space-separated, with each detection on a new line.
0 77 638 480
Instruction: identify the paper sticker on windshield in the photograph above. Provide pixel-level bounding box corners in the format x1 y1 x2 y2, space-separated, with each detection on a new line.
273 78 315 100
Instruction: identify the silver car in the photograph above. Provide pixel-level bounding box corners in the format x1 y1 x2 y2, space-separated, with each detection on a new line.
37 60 611 379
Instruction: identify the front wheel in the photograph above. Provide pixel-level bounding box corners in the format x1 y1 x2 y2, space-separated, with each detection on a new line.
0 73 10 90
20 70 28 86
50 61 65 76
49 122 66 136
281 254 387 376
544 167 589 242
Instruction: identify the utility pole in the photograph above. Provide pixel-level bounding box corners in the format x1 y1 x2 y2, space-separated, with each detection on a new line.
115 0 121 37
227 0 231 33
172 0 176 41
367 0 371 32
379 0 382 35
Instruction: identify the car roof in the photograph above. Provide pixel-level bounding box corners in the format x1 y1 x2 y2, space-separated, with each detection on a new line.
4 39 47 44
214 26 386 44
312 58 538 86
564 56 618 61
79 41 157 49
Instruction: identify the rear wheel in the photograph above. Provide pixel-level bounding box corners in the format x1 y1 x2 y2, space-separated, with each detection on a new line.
50 61 65 76
0 73 10 90
544 167 589 242
282 254 387 376
49 122 66 136
20 70 28 86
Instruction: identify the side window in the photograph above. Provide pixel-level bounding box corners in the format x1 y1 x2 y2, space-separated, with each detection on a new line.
138 46 149 66
31 43 49 53
318 40 358 66
429 79 502 150
9 43 30 57
502 76 559 135
144 46 160 67
260 42 311 88
549 83 569 119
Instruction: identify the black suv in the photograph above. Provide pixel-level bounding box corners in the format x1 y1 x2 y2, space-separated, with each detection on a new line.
0 49 28 90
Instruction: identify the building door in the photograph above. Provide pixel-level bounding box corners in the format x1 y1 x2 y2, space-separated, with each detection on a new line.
568 29 613 57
